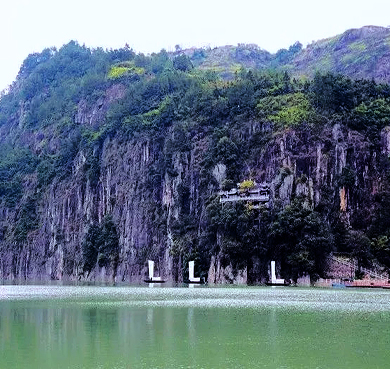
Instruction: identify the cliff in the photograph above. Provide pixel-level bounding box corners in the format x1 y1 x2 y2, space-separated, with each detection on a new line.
1 31 390 283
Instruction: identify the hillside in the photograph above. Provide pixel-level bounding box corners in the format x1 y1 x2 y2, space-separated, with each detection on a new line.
1 27 390 284
185 26 390 82
291 26 390 81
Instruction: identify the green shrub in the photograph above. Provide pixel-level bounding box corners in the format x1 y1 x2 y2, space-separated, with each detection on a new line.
108 66 129 79
257 92 313 128
239 180 255 191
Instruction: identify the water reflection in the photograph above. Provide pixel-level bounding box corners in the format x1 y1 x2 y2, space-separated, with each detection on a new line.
0 287 390 368
146 307 153 325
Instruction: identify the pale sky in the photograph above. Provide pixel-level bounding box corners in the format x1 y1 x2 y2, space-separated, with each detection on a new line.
1 0 389 91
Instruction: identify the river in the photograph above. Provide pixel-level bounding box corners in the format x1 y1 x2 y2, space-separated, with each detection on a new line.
0 285 389 368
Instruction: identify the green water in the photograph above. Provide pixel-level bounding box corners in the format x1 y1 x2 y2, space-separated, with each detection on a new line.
0 286 390 369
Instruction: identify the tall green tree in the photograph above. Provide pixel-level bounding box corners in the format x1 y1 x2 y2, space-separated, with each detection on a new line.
82 216 119 275
97 215 120 270
270 197 333 281
82 224 101 275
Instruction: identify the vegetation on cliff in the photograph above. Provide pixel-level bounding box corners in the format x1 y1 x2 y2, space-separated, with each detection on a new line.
1 28 390 282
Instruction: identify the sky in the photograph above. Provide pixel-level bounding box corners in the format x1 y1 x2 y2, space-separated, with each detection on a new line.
1 0 390 91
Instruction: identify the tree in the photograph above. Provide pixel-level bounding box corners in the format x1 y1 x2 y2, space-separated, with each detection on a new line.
14 196 38 244
371 235 390 272
215 136 238 178
310 72 354 114
82 224 101 275
270 197 333 281
173 54 193 72
82 216 120 275
347 230 371 278
205 198 269 278
97 215 120 270
350 98 390 133
274 42 302 65
257 92 313 128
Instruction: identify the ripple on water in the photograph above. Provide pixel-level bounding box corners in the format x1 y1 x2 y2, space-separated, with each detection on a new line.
0 285 389 313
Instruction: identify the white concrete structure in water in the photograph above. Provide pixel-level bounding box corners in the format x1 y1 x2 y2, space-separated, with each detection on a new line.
148 260 162 281
271 261 285 285
188 261 201 283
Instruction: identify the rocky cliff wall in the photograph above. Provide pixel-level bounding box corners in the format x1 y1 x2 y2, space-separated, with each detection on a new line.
0 118 387 283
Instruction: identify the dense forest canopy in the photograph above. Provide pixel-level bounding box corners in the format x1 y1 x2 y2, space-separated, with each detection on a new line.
1 35 390 283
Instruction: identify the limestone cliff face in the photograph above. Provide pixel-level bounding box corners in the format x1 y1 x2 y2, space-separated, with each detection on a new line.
267 125 376 212
0 116 210 282
0 117 384 283
208 123 382 283
0 84 387 284
3 35 390 283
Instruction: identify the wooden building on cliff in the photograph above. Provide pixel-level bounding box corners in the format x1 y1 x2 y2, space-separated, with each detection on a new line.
218 182 270 209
